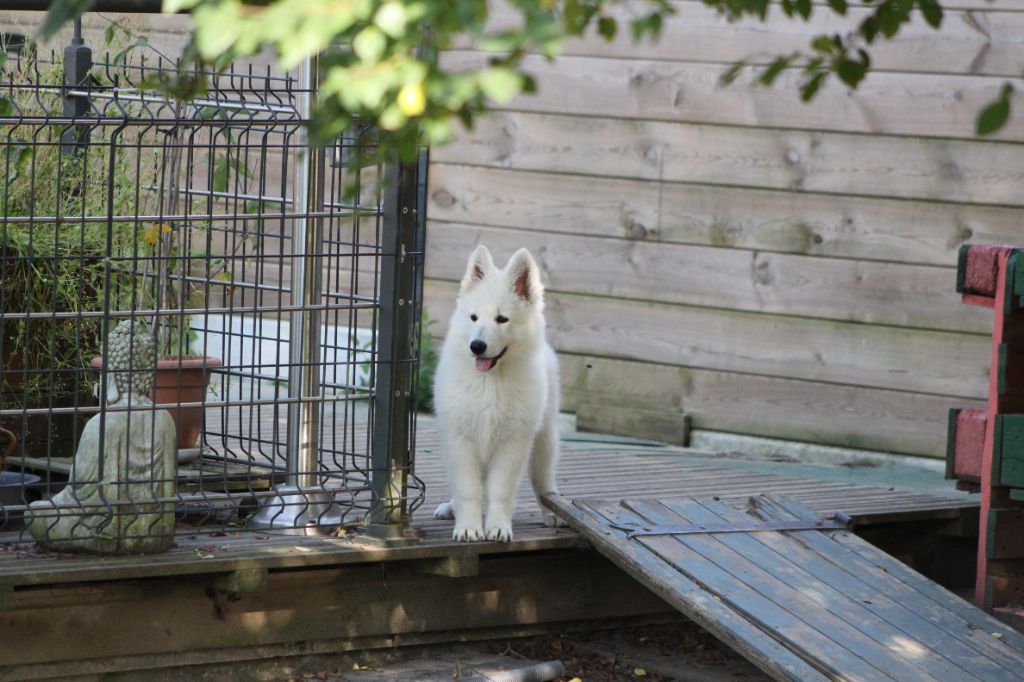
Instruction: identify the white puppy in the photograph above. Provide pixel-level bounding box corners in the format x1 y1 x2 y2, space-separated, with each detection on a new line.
433 245 561 542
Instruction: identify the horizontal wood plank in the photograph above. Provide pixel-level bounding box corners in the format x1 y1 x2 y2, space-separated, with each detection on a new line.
426 221 990 333
564 353 985 456
433 112 1024 207
425 280 990 399
442 52 1024 142
477 1 1024 79
427 164 1024 266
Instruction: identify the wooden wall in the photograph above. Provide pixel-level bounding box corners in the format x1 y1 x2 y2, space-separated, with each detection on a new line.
424 0 1024 457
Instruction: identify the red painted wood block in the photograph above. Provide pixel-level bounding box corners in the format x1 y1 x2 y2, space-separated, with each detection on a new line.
961 245 1009 297
951 408 987 482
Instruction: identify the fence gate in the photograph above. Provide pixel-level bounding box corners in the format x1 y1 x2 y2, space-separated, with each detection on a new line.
0 25 427 550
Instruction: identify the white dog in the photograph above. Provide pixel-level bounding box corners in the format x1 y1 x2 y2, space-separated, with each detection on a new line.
432 245 561 542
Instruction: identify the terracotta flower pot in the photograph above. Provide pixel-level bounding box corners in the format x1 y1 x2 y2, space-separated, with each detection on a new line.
90 355 222 449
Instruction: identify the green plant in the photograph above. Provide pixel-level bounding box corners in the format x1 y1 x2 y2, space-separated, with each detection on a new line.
415 308 438 413
0 53 152 408
40 1 673 165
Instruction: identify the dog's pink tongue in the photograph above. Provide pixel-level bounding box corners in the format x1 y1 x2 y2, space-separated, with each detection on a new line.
475 357 494 373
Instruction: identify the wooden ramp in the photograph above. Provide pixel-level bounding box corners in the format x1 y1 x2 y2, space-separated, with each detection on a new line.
544 493 1024 682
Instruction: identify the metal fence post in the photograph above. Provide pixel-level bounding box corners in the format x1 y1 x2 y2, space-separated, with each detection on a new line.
61 18 91 156
367 154 422 540
247 53 341 534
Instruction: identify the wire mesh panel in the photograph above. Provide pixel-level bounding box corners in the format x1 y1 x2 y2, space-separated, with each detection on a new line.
0 43 425 550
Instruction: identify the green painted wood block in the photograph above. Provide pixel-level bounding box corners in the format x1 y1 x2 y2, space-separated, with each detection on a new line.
1008 251 1023 313
1014 252 1024 309
956 243 971 294
997 414 1024 489
946 407 961 480
986 508 1024 560
999 344 1024 396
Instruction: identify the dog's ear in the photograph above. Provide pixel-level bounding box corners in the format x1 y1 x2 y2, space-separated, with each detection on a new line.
506 248 543 305
460 245 495 294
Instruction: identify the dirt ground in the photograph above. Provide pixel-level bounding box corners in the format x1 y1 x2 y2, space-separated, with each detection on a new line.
275 618 769 682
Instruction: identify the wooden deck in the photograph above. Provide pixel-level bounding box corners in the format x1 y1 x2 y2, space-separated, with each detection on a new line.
545 494 1024 682
0 425 978 587
0 426 985 679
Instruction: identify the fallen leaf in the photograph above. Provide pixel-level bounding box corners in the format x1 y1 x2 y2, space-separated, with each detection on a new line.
194 549 214 559
634 667 647 677
993 632 1004 640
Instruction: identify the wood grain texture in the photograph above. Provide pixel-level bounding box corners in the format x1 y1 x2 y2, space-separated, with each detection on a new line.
427 164 1024 266
433 112 1024 208
425 280 990 399
442 51 1024 142
476 1 1024 79
547 494 1024 682
426 221 991 334
564 353 985 456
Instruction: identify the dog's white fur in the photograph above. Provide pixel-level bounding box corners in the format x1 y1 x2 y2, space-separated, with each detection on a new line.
432 245 561 542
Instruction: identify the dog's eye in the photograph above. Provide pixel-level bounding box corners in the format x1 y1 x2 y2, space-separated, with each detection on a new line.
496 315 509 324
470 314 478 322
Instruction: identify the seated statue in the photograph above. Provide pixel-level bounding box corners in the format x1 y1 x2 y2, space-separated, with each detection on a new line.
26 320 178 554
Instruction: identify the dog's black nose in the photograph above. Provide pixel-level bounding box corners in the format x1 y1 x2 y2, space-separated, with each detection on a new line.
470 340 487 356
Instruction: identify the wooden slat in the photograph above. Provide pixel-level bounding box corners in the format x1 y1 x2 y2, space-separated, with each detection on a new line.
426 221 988 333
550 494 1024 682
543 494 830 681
686 498 1013 680
433 112 1024 207
442 52 1023 142
427 164 1024 267
756 496 1024 661
480 1 1024 78
573 352 986 457
426 280 990 399
628 498 975 681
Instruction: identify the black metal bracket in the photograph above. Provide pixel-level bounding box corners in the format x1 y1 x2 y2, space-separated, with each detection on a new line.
609 518 847 540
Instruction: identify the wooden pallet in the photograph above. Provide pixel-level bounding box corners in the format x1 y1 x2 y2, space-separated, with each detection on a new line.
544 493 1024 682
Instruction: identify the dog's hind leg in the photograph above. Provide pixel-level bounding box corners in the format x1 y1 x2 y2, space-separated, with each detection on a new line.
530 418 566 527
433 499 455 520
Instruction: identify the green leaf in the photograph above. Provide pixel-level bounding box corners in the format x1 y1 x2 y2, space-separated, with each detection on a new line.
796 0 812 20
597 16 617 41
836 58 866 88
163 0 202 12
977 84 1014 136
353 26 387 63
42 0 94 39
374 2 407 38
800 71 827 102
826 0 848 15
0 95 11 118
478 67 524 103
719 60 747 86
918 0 943 29
759 56 791 86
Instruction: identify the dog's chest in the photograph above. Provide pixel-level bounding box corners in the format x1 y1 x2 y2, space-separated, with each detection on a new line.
447 371 545 447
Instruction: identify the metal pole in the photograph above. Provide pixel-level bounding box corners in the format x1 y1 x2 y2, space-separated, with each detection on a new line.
248 54 340 533
61 18 92 156
367 155 421 541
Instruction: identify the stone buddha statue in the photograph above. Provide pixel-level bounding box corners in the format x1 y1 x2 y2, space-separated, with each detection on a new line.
26 320 178 554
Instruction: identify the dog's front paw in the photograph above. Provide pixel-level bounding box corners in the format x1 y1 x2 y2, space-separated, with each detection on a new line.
433 501 455 520
485 525 513 543
541 509 568 528
453 525 483 542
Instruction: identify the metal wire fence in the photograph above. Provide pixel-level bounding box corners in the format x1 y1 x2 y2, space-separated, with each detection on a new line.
0 35 426 551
